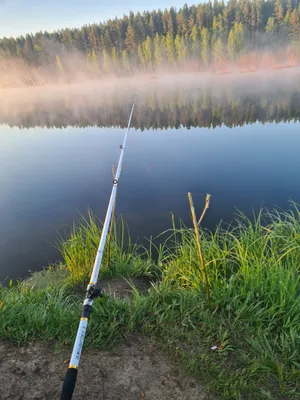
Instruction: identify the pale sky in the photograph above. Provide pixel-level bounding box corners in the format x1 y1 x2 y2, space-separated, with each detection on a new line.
0 0 193 38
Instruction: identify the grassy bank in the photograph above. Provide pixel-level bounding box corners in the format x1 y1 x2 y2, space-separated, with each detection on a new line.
1 206 300 399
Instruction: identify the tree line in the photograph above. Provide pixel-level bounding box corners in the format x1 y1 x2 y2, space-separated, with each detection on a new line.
0 0 300 79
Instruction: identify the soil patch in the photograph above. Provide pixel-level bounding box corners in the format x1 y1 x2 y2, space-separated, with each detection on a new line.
74 276 152 299
0 337 210 400
100 276 152 298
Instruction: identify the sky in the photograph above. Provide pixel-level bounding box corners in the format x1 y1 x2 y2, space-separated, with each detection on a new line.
0 0 192 38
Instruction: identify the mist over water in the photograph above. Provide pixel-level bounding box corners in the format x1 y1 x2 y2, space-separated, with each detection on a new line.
1 72 300 282
1 70 300 128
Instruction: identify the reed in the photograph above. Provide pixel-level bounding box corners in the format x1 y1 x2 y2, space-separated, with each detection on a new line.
188 192 211 306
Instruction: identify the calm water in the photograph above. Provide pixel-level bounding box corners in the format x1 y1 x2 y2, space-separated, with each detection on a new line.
1 81 300 281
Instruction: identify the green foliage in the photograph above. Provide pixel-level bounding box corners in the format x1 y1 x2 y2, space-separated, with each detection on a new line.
143 36 153 70
90 49 98 71
55 55 64 75
213 37 224 63
111 47 119 73
153 33 163 67
275 0 284 24
1 205 300 398
163 205 300 392
228 22 246 61
125 24 136 52
201 27 210 67
24 34 34 64
102 49 111 73
190 25 200 48
58 211 158 284
86 50 99 72
122 49 131 74
138 44 146 71
0 285 80 345
266 17 276 33
0 0 300 76
289 9 300 43
165 31 176 64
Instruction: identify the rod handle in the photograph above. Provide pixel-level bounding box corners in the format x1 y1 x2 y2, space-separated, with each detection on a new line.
60 367 78 400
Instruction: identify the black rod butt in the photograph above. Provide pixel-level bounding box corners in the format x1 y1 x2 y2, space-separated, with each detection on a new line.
60 367 78 400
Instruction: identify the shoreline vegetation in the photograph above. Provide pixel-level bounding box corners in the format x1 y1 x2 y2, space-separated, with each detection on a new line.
1 203 300 399
1 0 300 88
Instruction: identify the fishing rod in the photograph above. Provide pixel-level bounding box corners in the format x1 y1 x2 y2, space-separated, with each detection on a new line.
60 94 137 400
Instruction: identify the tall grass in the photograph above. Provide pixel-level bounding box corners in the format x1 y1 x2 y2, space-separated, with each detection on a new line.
58 211 159 284
163 204 300 395
1 205 300 398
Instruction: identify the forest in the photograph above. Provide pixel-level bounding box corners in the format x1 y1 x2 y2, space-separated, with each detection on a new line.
1 0 300 85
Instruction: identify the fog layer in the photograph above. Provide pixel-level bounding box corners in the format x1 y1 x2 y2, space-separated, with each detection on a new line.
0 69 300 129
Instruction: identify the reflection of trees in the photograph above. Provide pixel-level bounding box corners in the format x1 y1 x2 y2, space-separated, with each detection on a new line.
1 86 300 130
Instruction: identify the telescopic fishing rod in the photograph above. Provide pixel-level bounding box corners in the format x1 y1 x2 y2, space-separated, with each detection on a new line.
60 94 137 400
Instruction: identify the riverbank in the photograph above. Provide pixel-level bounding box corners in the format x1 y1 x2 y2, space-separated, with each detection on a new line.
1 337 209 400
0 206 299 399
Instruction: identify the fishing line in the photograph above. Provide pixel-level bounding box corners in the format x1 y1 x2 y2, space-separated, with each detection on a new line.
60 94 137 400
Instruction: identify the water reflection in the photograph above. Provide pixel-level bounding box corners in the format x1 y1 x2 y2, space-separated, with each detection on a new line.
0 77 300 129
0 78 300 281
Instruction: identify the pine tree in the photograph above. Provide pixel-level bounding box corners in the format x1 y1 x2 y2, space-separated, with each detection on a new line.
265 17 276 33
138 44 146 71
88 27 98 52
289 9 300 43
154 33 162 68
190 25 200 61
56 55 64 75
201 27 210 67
178 36 188 66
165 31 176 64
149 13 158 37
255 0 262 47
227 29 235 60
162 9 169 34
24 34 35 63
111 47 119 73
102 49 111 73
251 0 256 46
87 49 98 71
265 16 277 48
175 34 183 66
125 25 136 52
227 22 245 61
213 37 224 64
275 0 284 24
122 49 131 74
143 36 153 70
